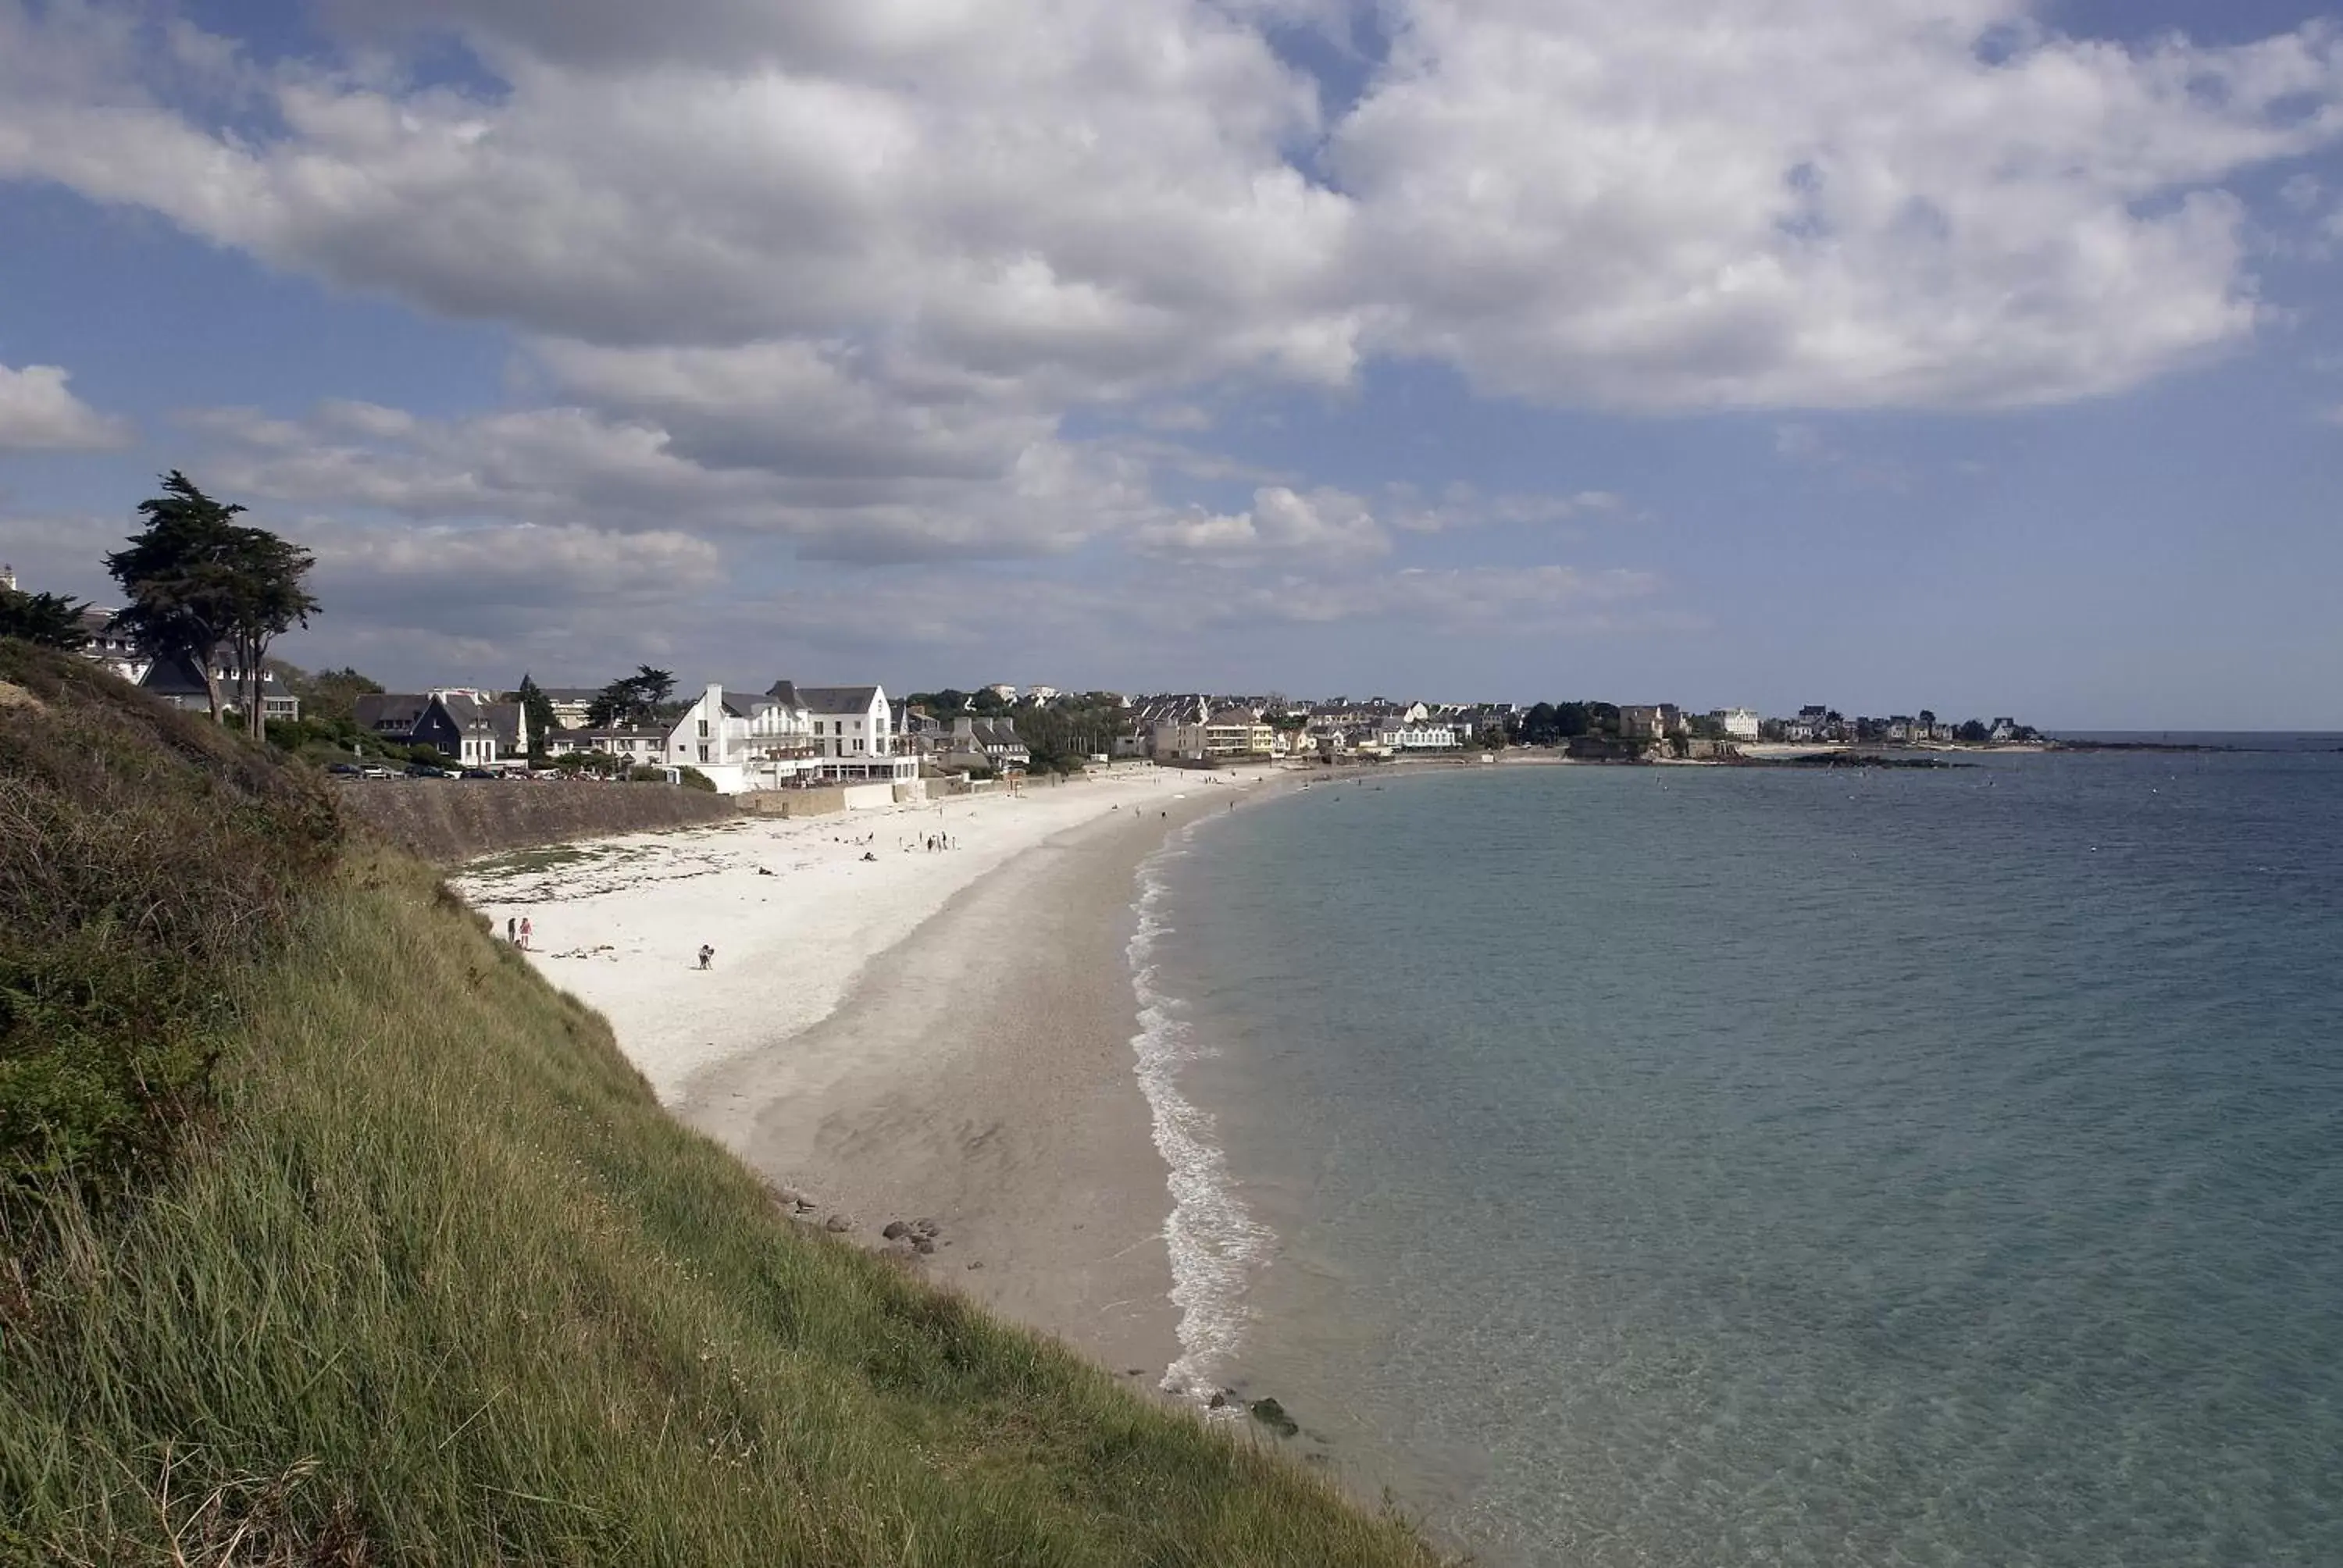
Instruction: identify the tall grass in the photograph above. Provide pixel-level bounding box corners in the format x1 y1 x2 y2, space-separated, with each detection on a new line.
0 650 1448 1566
0 641 336 1197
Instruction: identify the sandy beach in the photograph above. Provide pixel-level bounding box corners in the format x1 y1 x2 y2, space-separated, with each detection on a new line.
455 765 1282 1377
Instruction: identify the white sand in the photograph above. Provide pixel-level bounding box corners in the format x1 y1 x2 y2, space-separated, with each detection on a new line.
454 767 1258 1100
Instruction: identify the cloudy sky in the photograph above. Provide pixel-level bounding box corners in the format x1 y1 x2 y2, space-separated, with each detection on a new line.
3 0 2340 725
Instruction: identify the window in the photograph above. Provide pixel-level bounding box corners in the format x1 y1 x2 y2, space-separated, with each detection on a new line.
697 719 708 737
855 739 865 752
814 721 825 734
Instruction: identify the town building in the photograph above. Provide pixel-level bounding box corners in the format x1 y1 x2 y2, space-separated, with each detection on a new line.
1203 707 1276 760
139 651 302 725
786 684 918 783
356 690 522 767
1713 707 1762 741
74 607 148 684
938 715 1030 772
534 686 602 732
1617 705 1675 743
1377 718 1462 751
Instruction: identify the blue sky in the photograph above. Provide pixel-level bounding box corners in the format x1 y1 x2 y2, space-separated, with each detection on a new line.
2 0 2340 727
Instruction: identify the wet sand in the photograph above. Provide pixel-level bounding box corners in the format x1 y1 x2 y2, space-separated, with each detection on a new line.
676 786 1251 1376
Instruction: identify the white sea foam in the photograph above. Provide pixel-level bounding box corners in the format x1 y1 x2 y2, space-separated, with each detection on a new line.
1127 825 1276 1401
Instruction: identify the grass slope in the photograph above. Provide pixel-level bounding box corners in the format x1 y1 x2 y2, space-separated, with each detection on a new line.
0 647 1444 1566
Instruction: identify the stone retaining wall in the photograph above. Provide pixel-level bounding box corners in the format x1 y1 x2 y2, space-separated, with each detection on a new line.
337 779 738 863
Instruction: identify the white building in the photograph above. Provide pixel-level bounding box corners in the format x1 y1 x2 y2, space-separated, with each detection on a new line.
74 607 149 685
1378 719 1462 751
1714 707 1762 742
797 684 919 783
562 682 913 792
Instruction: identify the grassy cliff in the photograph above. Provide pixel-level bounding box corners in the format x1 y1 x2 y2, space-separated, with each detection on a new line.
0 645 1443 1566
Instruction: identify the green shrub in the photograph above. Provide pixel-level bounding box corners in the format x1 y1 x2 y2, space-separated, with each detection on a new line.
676 764 718 793
0 647 1446 1566
0 641 339 1205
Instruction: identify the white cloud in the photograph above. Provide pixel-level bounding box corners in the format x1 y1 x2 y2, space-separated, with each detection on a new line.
300 518 722 613
184 397 1160 562
1332 2 2343 409
6 0 2340 678
0 361 130 450
268 515 727 681
0 0 1358 404
4 0 2334 440
1135 484 1390 562
1211 562 1667 631
1382 482 1621 534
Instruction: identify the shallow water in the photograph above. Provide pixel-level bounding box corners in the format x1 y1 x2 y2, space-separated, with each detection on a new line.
1135 752 2343 1566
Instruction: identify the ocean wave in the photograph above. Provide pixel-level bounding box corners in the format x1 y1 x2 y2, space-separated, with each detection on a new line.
1127 827 1275 1402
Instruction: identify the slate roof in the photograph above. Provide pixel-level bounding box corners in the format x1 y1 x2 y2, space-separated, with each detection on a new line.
355 693 430 732
141 654 294 703
436 694 497 732
138 653 212 700
484 703 527 750
794 685 882 715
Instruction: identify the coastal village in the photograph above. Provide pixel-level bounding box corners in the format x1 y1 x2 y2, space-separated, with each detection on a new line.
20 569 2042 800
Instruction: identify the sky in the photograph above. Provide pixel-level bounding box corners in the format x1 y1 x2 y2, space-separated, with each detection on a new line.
2 0 2341 727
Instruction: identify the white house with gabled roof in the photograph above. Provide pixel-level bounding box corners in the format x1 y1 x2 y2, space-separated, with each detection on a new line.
793 683 918 782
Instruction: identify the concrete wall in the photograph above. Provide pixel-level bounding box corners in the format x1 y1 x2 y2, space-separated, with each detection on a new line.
739 786 848 818
337 778 738 863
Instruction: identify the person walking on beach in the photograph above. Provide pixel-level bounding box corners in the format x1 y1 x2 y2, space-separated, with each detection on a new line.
697 944 715 970
519 916 532 950
507 915 517 944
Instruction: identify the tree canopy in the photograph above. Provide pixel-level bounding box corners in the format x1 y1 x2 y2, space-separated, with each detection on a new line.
586 666 677 729
284 664 384 729
1510 701 1594 745
105 472 319 731
512 673 559 757
0 586 91 650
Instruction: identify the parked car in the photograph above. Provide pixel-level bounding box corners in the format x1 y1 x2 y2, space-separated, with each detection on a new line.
360 764 395 779
403 763 453 779
326 761 362 776
460 768 495 779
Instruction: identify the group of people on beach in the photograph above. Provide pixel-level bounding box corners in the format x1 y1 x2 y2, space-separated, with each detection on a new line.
505 914 532 950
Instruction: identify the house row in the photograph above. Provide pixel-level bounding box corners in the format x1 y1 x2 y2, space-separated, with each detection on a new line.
1767 707 2025 744
345 679 917 790
560 682 917 792
70 604 303 724
1116 692 1473 763
933 716 1031 772
355 690 528 768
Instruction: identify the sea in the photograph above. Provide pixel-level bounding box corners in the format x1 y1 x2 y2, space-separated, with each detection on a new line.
1126 739 2343 1567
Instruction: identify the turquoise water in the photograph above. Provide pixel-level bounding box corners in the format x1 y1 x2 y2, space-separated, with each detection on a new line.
1132 751 2343 1566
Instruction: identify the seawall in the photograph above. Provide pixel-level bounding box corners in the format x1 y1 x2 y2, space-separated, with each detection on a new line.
337 779 739 863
